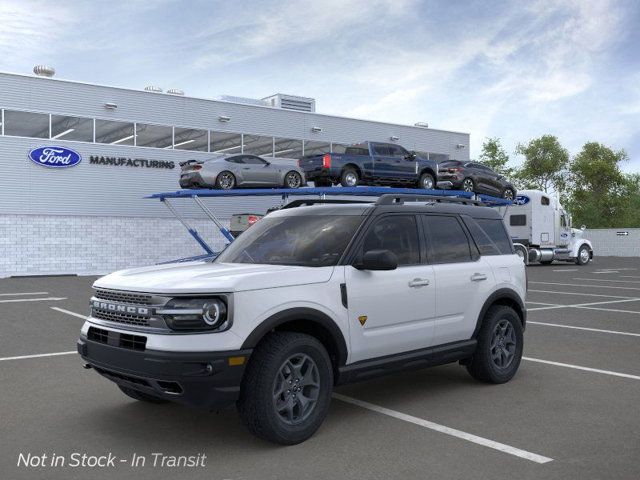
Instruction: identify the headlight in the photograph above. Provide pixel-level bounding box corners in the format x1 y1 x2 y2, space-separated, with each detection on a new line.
159 297 229 332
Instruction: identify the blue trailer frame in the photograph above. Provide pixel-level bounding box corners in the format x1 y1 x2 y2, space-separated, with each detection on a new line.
147 187 511 261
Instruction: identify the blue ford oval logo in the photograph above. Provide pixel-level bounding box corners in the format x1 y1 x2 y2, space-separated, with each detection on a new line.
514 195 530 206
28 146 82 168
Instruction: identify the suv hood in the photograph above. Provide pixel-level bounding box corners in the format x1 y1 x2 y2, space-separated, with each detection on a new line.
93 261 334 294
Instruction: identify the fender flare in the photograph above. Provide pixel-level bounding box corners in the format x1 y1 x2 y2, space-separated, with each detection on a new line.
472 288 526 338
241 307 348 366
571 239 593 258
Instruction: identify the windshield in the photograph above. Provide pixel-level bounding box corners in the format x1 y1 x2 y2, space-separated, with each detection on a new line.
215 215 364 267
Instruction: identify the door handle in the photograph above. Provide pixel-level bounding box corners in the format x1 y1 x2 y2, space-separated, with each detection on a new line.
242 167 250 170
470 273 488 282
408 278 430 288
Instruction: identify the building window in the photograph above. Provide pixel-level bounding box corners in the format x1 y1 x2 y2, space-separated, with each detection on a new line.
273 137 303 159
243 135 274 156
4 110 49 138
135 123 173 149
50 115 94 142
173 127 208 151
210 131 242 154
303 140 331 156
95 119 134 145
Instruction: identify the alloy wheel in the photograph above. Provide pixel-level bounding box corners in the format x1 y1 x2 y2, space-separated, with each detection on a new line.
503 189 514 200
421 175 434 189
344 172 358 187
272 353 320 426
462 179 474 192
218 172 235 189
490 320 517 369
286 172 301 188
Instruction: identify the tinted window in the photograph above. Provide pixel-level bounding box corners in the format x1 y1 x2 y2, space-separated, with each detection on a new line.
373 144 391 156
226 156 245 164
423 215 472 263
243 156 267 165
510 215 526 226
387 145 407 158
465 218 513 255
541 196 550 205
216 215 363 267
362 215 419 265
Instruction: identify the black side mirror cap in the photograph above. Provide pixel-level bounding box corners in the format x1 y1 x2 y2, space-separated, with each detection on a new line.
356 249 398 271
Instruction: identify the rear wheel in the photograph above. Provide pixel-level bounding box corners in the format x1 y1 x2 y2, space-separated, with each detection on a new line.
466 305 523 384
502 188 516 200
118 385 168 404
418 172 435 190
576 245 591 265
462 178 475 192
284 171 303 189
215 171 236 190
238 332 333 445
340 168 359 187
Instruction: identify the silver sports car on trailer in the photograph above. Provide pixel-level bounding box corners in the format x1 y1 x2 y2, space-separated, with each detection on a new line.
179 154 306 189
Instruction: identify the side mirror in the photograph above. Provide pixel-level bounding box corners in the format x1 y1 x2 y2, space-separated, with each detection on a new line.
581 225 586 231
355 250 398 271
404 152 416 160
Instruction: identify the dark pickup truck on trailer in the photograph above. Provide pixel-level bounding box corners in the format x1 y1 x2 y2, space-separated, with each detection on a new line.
298 142 449 189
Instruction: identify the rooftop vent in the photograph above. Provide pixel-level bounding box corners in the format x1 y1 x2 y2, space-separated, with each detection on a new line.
262 94 316 113
144 85 163 93
414 122 429 128
33 65 55 77
167 89 184 96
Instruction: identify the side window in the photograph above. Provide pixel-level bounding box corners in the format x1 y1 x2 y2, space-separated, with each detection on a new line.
560 215 567 227
470 218 513 255
510 215 527 226
243 155 267 165
226 156 244 164
423 215 472 264
387 145 406 158
541 196 550 205
361 215 420 266
373 144 390 156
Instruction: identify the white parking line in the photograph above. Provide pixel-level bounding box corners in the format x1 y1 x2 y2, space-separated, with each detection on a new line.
523 357 640 381
621 275 640 279
528 298 640 312
526 302 558 306
0 351 76 362
552 269 578 272
575 306 640 315
51 307 87 319
529 289 637 299
529 282 640 291
528 321 640 337
0 297 67 304
0 291 49 296
333 393 553 464
572 278 640 284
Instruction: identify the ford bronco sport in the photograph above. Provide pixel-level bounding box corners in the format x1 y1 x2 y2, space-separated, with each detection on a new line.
78 194 526 444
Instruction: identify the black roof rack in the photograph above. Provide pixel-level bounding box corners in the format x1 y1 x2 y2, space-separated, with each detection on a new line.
375 194 485 206
280 199 372 209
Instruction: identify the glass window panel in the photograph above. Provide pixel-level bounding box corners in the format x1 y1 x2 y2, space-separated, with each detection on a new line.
173 127 208 151
273 137 303 159
362 215 420 266
331 143 349 154
51 115 93 142
4 110 49 138
210 131 242 154
243 135 274 156
135 123 172 149
303 140 331 156
95 119 135 145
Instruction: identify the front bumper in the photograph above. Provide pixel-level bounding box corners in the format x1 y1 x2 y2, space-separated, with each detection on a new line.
77 336 251 409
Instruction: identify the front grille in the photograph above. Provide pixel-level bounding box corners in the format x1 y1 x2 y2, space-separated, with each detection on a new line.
92 309 151 327
94 289 153 305
120 333 147 351
87 326 147 351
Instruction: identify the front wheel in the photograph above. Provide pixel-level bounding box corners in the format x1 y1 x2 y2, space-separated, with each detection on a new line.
462 178 475 192
466 305 523 384
238 332 333 445
576 245 591 265
215 171 236 190
418 172 435 190
284 171 303 189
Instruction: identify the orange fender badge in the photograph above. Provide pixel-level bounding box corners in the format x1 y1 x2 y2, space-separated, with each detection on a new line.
358 315 367 326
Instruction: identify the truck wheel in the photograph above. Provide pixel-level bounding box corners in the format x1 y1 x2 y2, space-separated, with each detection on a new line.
418 172 435 190
575 245 591 265
462 178 475 192
466 305 523 384
215 171 236 190
340 168 359 187
238 332 333 445
118 385 168 404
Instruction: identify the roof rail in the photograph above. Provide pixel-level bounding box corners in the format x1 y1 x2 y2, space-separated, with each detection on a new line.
281 199 372 209
375 194 485 206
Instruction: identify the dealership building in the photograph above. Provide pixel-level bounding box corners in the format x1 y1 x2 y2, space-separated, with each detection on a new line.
0 68 470 276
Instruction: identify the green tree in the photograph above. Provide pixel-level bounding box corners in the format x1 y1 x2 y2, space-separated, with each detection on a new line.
567 142 630 228
619 174 640 227
479 137 514 177
514 135 569 193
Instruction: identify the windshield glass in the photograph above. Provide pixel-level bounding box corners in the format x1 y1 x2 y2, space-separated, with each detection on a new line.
215 215 363 267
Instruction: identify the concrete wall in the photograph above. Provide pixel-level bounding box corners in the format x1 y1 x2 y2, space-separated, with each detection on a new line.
583 228 640 257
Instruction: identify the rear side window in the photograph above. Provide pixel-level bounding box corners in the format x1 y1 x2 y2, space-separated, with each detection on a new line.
541 196 550 205
423 215 472 264
510 215 526 226
345 147 370 156
362 215 420 265
464 217 513 255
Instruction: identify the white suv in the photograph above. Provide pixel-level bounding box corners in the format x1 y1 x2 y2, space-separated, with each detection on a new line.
78 194 527 444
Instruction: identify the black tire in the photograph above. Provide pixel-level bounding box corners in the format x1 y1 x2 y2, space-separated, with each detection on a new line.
461 177 475 192
466 305 523 384
118 385 168 404
540 260 553 265
340 168 359 187
284 171 303 189
215 171 236 190
314 179 332 188
418 172 435 190
575 245 591 265
238 332 333 445
502 188 516 200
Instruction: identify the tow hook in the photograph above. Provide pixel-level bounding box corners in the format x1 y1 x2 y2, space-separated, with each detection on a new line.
82 363 93 370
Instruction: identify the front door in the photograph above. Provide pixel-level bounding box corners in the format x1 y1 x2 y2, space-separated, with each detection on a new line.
345 214 436 362
241 155 279 185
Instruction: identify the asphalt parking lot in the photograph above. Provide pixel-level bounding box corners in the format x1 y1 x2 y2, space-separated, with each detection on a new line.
1 257 639 480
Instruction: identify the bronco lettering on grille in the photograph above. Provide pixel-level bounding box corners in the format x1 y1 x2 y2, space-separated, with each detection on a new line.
92 300 149 316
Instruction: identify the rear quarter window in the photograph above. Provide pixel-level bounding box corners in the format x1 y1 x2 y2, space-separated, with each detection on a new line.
510 215 526 226
464 217 514 255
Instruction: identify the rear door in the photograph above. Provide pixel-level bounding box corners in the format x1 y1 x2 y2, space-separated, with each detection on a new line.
422 214 494 345
345 214 436 362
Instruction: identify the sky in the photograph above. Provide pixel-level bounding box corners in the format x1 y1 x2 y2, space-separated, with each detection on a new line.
1 0 639 171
